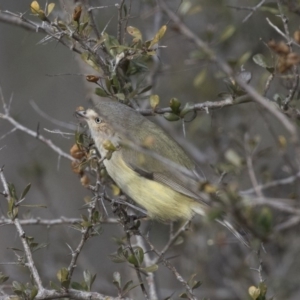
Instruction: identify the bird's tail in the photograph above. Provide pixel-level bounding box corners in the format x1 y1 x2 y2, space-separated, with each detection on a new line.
216 219 250 248
192 204 250 248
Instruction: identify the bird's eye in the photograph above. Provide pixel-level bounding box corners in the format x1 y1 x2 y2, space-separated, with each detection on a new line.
95 117 101 124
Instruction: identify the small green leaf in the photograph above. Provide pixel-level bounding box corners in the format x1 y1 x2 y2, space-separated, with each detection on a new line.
248 286 260 300
253 54 268 68
115 93 125 101
225 149 243 167
163 112 180 121
127 26 142 41
121 281 140 296
179 102 195 118
150 94 160 109
95 87 108 97
258 282 267 297
57 267 69 287
193 69 207 87
30 286 38 300
8 183 18 200
83 270 96 291
47 3 55 16
169 98 181 113
71 281 84 290
148 25 167 49
220 25 236 42
81 52 99 71
20 183 31 200
0 272 9 284
179 292 189 298
140 264 158 273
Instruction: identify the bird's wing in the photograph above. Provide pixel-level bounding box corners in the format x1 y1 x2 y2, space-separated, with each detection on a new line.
122 147 209 204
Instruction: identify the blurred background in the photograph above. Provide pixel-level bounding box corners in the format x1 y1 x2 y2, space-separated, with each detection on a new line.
0 0 300 299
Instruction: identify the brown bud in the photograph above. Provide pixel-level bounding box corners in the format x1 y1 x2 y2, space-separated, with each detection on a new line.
268 39 290 56
70 143 85 160
80 174 90 187
267 39 276 51
276 41 290 55
277 56 289 73
268 40 290 55
86 75 100 83
286 52 300 66
71 160 82 174
73 5 82 22
294 30 300 43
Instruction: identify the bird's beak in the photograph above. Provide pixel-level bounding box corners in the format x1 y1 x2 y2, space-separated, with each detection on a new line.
75 110 87 119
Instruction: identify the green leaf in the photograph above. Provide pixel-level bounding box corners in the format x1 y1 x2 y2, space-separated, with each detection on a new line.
31 242 48 253
225 149 243 167
253 54 268 68
83 270 96 291
179 102 195 118
20 183 31 200
127 26 142 41
169 98 181 114
150 94 160 109
148 25 167 49
121 281 140 296
81 52 99 71
179 292 189 298
140 264 158 273
109 253 127 263
259 282 268 297
71 281 84 290
47 3 55 16
134 246 144 265
220 25 236 42
8 183 18 200
193 69 207 87
57 267 70 287
30 286 38 300
0 272 9 284
115 93 125 101
95 87 108 97
163 112 180 121
50 281 60 290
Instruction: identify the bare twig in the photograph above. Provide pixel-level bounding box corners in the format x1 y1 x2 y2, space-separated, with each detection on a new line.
244 134 264 198
228 0 266 23
153 220 190 264
138 94 252 116
142 232 197 300
0 111 73 161
117 0 126 44
0 167 44 293
241 171 300 195
67 198 97 281
126 232 149 300
135 235 158 300
0 216 118 226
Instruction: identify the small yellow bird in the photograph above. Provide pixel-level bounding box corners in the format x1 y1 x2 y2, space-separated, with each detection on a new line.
76 99 249 247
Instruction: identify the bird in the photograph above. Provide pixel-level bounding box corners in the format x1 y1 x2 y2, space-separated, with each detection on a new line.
76 99 249 247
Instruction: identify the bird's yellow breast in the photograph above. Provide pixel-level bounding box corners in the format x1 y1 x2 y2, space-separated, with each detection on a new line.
104 151 199 220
